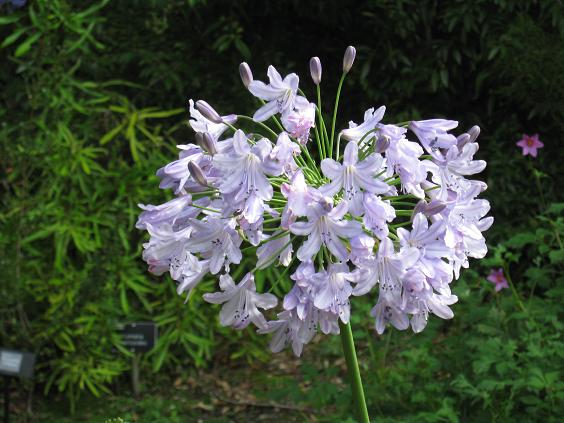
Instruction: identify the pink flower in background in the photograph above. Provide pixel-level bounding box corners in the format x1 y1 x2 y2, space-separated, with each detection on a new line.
487 268 509 292
516 134 544 157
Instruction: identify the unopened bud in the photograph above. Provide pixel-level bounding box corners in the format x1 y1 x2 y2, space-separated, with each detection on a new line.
195 100 223 124
202 132 217 155
195 132 205 149
187 161 208 187
343 46 356 74
413 201 427 218
468 125 480 142
456 133 471 150
425 199 447 216
239 62 253 88
375 135 390 153
309 56 322 85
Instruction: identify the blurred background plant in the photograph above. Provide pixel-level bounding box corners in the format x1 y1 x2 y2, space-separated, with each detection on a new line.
0 0 562 421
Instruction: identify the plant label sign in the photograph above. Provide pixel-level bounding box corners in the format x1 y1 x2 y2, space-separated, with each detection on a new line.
0 349 35 379
118 322 157 353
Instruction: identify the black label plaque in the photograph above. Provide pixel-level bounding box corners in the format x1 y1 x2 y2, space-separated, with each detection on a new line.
0 349 35 379
118 322 157 353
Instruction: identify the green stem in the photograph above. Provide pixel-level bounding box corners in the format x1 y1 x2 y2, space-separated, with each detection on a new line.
339 321 371 423
316 85 327 159
503 264 527 312
330 73 346 159
237 115 278 138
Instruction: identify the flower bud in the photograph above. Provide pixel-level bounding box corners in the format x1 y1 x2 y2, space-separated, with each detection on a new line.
425 199 447 216
195 100 223 124
456 133 471 150
468 125 480 142
413 200 427 218
195 132 205 149
239 62 253 88
309 56 322 85
202 132 217 155
342 46 356 74
187 161 208 187
374 135 390 153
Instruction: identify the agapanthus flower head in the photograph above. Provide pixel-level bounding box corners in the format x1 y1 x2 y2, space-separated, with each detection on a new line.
138 47 492 356
516 133 544 157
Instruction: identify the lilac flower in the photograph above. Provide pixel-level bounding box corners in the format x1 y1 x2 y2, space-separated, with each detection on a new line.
141 223 192 278
397 213 450 279
381 125 427 198
203 273 277 329
256 232 293 269
281 103 316 145
363 194 396 240
248 66 309 122
280 170 318 229
186 217 242 274
320 142 389 215
311 263 361 323
409 119 458 159
401 270 458 334
371 297 409 334
175 255 210 297
516 133 544 157
353 237 419 297
213 130 276 223
426 142 486 200
188 99 236 141
284 261 317 318
487 268 509 292
258 310 316 357
269 132 300 175
290 198 362 261
136 195 193 230
350 234 375 264
340 106 386 143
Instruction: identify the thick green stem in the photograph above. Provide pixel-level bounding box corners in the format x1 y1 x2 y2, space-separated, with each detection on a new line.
339 321 371 423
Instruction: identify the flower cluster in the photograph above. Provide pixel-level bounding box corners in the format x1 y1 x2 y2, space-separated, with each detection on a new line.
138 47 492 356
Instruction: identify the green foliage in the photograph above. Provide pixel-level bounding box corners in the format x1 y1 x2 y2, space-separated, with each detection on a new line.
0 0 563 419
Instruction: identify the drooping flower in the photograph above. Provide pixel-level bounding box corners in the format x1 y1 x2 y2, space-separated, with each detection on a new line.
136 195 193 230
203 273 277 329
362 194 396 240
280 170 318 229
487 268 509 292
353 237 420 297
320 141 389 215
281 103 316 145
311 263 361 323
248 66 309 122
256 232 293 269
409 119 458 159
188 99 236 141
516 133 544 157
186 217 242 274
340 106 386 143
269 132 300 175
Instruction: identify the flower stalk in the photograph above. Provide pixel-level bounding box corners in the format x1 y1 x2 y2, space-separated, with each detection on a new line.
340 321 371 423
